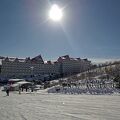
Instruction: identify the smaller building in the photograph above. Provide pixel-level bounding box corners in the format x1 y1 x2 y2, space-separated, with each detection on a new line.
58 55 91 76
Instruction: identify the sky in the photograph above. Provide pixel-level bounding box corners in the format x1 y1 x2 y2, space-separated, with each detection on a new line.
0 0 120 62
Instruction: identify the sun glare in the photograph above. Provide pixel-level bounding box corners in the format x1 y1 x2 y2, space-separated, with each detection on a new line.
49 4 63 21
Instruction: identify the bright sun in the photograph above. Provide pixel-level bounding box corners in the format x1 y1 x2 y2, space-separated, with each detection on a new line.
49 4 63 21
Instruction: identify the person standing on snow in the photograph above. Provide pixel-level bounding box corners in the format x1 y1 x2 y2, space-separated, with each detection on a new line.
6 84 10 96
18 84 21 94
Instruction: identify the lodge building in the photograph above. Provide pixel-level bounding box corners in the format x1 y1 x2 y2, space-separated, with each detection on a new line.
0 55 91 79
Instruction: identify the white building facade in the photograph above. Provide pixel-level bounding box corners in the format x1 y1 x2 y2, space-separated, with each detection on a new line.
57 55 91 76
0 55 91 79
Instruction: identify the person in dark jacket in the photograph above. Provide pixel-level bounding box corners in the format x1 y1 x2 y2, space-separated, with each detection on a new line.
6 85 10 96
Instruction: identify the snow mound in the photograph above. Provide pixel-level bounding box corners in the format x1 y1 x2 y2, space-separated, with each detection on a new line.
48 86 120 95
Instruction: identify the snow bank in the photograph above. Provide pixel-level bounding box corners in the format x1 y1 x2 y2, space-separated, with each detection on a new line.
48 86 120 95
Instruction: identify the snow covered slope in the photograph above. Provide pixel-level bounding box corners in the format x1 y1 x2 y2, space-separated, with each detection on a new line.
0 91 120 120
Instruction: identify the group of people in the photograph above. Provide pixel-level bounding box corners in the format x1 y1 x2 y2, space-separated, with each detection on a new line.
18 85 34 94
4 84 35 96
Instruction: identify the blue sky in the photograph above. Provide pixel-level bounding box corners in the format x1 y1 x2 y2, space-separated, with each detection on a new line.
0 0 120 62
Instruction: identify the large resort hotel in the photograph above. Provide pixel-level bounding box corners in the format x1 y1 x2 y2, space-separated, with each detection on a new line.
0 55 91 79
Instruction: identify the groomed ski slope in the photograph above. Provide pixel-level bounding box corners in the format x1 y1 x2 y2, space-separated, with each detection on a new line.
0 91 120 120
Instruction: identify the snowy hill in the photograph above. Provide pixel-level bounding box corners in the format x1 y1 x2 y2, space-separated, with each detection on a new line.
48 85 120 95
